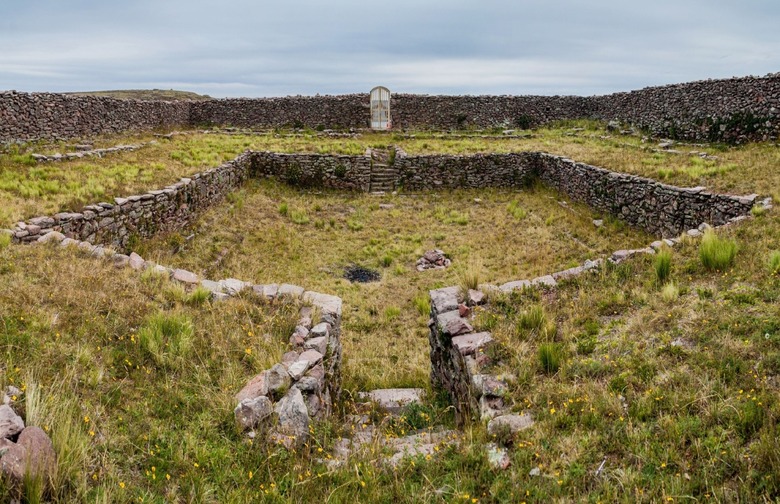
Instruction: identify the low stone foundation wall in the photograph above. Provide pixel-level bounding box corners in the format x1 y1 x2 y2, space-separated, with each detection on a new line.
531 152 757 237
251 149 758 237
427 195 774 427
23 232 343 449
7 152 253 250
234 288 343 448
428 286 529 430
395 152 533 190
252 151 371 191
6 149 760 245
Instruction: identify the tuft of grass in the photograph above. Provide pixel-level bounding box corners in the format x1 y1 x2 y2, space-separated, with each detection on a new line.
769 251 780 275
346 217 364 231
699 229 737 271
290 209 310 225
538 342 563 374
507 200 527 220
383 306 401 322
413 295 431 317
458 256 483 293
654 248 672 284
186 286 211 306
517 305 555 340
660 282 680 302
278 202 289 216
0 232 10 250
379 254 393 267
751 205 766 217
138 312 195 368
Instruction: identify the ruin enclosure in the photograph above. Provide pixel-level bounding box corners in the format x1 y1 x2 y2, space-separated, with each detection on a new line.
1 72 778 501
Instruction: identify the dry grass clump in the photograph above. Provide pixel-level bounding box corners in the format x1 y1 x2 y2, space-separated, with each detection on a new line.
699 229 738 271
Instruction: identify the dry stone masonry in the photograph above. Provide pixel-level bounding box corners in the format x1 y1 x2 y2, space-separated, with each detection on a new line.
7 152 254 249
6 148 760 246
30 141 154 163
428 286 534 436
234 290 343 449
3 73 780 144
0 91 189 143
428 195 773 427
22 231 344 449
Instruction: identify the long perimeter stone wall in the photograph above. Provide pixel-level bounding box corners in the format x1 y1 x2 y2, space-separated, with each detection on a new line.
0 91 190 143
2 73 779 143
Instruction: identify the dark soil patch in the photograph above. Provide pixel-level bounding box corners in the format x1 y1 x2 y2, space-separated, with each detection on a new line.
344 264 381 283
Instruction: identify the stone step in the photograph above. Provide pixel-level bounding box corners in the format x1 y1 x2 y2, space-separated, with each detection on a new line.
357 388 425 414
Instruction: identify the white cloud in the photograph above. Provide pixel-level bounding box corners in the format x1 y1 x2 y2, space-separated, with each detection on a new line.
0 1 778 96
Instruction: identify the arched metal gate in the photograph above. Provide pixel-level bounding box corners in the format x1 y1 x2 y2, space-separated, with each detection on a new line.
370 86 391 129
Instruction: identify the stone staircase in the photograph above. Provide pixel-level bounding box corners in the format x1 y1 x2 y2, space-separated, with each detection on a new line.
368 148 399 193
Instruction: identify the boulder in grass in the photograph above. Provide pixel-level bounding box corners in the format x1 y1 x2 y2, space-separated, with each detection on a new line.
0 405 24 439
0 427 57 488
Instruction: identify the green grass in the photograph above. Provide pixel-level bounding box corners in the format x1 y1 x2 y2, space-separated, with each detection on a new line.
135 180 647 390
769 251 780 275
2 124 780 502
699 229 738 271
138 312 195 368
538 342 563 374
654 248 672 284
507 200 527 220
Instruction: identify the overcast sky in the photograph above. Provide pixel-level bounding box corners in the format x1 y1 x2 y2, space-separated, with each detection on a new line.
1 1 778 98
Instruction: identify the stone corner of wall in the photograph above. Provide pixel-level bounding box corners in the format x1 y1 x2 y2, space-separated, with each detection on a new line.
428 285 517 427
233 286 343 449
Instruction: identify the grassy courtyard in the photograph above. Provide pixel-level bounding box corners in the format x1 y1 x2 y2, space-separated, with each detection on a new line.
0 123 779 502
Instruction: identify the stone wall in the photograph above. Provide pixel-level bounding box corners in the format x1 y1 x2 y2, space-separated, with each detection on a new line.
6 149 759 245
3 73 780 144
21 230 344 449
592 74 780 142
252 151 371 191
427 193 775 428
428 286 530 429
189 95 369 130
7 152 253 250
391 94 593 131
531 152 757 237
395 152 533 191
234 288 343 449
0 91 190 144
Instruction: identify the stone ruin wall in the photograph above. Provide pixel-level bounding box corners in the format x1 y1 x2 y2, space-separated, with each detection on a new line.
0 91 190 143
6 149 758 247
590 74 780 143
530 152 757 237
392 151 756 237
390 94 595 130
7 152 254 249
252 151 371 191
2 73 780 144
395 152 535 190
189 95 368 130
